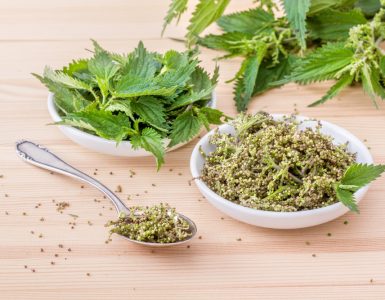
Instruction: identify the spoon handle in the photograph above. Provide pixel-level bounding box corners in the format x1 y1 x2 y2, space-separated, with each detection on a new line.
15 140 128 214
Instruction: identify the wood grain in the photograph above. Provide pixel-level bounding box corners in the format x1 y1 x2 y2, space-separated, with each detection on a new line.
1 1 385 299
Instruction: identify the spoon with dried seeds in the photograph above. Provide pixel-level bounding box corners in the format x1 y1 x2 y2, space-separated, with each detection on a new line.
15 140 196 247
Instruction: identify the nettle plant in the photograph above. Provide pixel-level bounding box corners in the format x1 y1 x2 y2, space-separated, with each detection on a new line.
163 0 385 111
35 41 227 169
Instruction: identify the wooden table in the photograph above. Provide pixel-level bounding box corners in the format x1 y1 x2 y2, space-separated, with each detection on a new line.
1 1 385 299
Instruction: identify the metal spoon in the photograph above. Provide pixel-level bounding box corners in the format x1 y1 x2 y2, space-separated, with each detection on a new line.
15 140 197 247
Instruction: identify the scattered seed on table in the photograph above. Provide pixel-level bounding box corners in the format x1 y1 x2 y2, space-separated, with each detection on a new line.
109 171 113 175
5 194 9 197
30 231 34 234
144 190 148 194
187 245 190 248
198 236 202 239
40 248 44 252
312 254 316 257
99 213 103 216
86 273 90 276
40 217 45 222
24 265 27 269
178 173 182 176
327 233 332 237
0 175 3 178
38 234 43 238
50 171 54 175
220 217 224 220
22 212 27 216
305 241 310 245
370 278 374 283
58 244 63 248
81 185 84 189
5 211 9 215
169 168 173 172
344 220 349 225
87 221 93 226
236 238 242 242
151 183 156 187
93 172 97 175
67 248 72 252
51 261 55 265
115 185 122 193
54 254 58 257
31 269 36 273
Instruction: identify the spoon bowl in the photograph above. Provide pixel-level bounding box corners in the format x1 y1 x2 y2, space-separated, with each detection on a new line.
16 140 196 246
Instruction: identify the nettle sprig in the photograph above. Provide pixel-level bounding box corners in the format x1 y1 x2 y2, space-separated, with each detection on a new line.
163 0 385 111
34 41 228 169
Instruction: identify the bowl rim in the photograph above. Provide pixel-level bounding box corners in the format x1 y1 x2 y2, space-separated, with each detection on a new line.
47 91 217 146
190 114 374 217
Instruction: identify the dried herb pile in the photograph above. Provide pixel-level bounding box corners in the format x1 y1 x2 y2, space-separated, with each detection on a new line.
201 112 385 212
107 203 191 243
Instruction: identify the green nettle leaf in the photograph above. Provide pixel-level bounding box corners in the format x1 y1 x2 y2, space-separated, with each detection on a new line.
169 110 202 147
105 99 134 119
216 8 274 35
235 45 267 112
131 96 168 131
379 55 385 76
122 42 161 79
308 73 354 107
335 163 385 213
162 50 189 70
162 0 189 35
63 59 89 76
58 110 131 142
282 0 311 49
308 9 367 41
189 66 214 92
33 74 89 114
114 76 177 98
169 89 212 110
278 43 354 84
336 187 359 213
43 67 92 91
340 163 385 188
198 32 253 53
361 65 385 107
156 58 198 88
308 0 356 15
131 128 165 170
88 52 120 81
198 107 226 125
187 0 230 44
355 0 381 16
254 55 297 95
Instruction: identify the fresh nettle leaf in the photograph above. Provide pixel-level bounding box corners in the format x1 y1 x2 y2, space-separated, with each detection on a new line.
131 96 168 131
131 128 165 170
58 110 132 142
186 0 230 44
282 0 311 49
277 43 354 85
335 163 385 212
162 0 189 35
307 9 367 41
169 110 202 147
35 40 225 169
216 8 275 35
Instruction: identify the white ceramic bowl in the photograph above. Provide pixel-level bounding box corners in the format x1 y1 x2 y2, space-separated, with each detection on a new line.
190 114 374 229
47 92 216 156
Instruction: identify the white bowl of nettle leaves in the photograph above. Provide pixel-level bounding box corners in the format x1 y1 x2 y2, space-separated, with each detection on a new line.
190 112 385 229
35 41 225 169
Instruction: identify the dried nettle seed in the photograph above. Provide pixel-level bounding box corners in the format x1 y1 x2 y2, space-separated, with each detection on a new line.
201 112 355 212
106 203 191 244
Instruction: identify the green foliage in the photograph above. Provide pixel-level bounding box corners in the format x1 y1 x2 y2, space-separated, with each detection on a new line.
282 0 311 49
35 41 226 169
186 0 230 45
335 163 385 212
162 0 189 35
307 9 367 41
163 0 385 110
